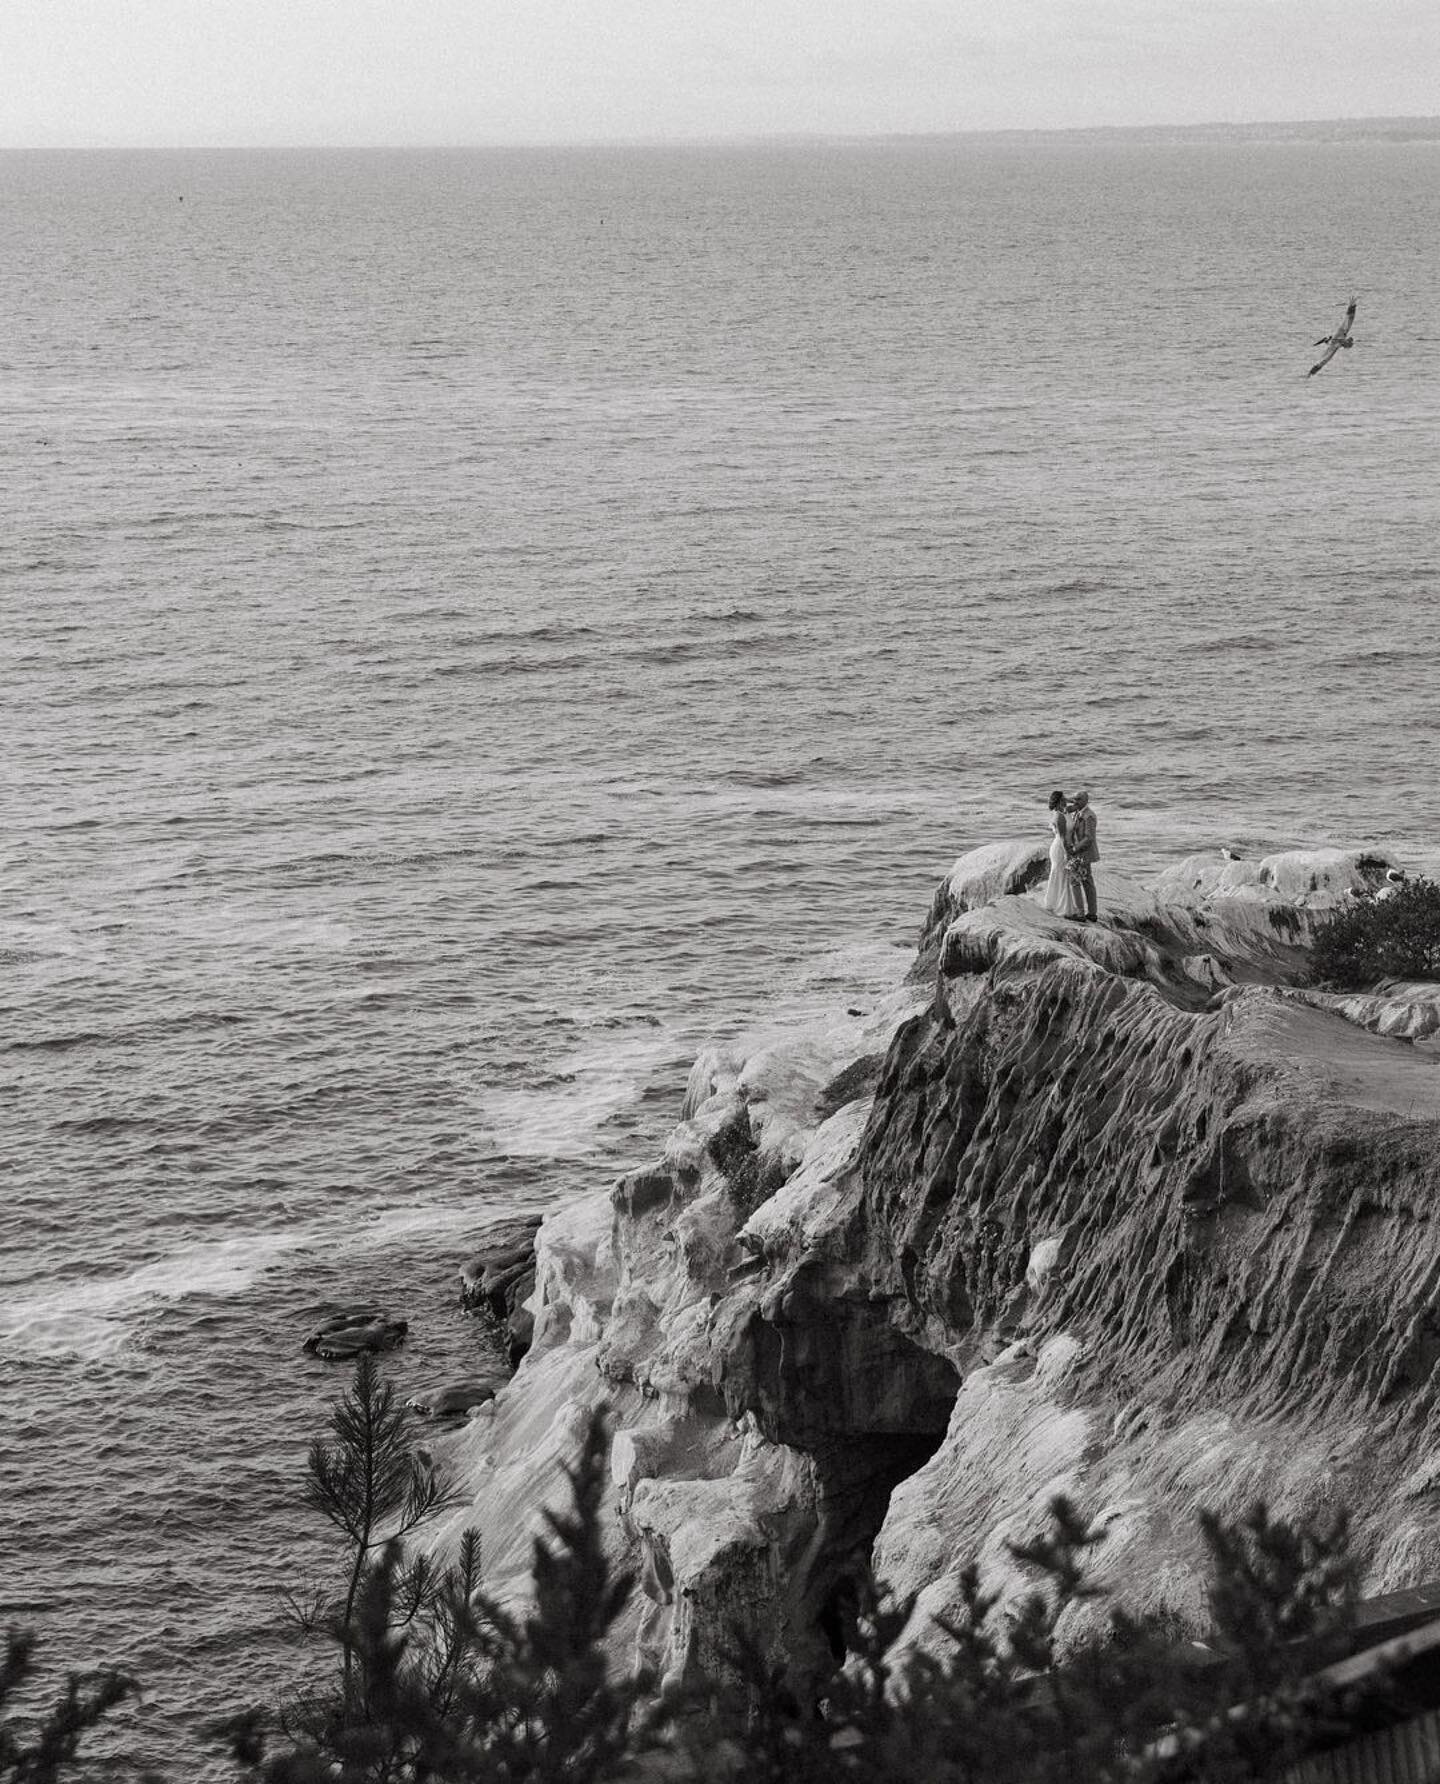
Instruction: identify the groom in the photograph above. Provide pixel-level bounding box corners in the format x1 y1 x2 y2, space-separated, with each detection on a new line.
1067 791 1100 923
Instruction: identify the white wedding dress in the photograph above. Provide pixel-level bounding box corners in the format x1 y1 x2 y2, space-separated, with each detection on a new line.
1042 815 1086 918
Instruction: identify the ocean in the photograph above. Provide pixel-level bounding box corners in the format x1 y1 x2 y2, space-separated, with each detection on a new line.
3 134 1439 1773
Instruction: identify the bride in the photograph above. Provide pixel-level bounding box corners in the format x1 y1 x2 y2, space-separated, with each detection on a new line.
1042 790 1086 918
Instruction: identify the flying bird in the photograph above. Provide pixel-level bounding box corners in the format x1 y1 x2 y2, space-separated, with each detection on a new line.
1308 298 1357 376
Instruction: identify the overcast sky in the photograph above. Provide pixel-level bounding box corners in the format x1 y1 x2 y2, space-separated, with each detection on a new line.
2 0 1437 148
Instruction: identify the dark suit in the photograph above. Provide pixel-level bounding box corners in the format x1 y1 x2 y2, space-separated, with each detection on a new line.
1069 807 1099 921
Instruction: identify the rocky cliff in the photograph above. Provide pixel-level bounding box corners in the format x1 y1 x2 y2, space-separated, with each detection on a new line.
438 841 1440 1687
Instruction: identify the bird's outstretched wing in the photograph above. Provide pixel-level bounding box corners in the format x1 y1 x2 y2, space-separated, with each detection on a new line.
1308 338 1341 376
1309 298 1358 362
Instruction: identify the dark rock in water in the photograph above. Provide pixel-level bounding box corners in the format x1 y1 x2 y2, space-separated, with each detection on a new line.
405 1378 505 1420
459 1214 542 1309
303 1308 409 1361
459 1213 542 1367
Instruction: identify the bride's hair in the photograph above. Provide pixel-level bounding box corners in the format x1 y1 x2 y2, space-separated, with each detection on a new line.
1048 790 1066 810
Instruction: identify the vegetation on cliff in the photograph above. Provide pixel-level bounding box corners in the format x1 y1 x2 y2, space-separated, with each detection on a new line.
226 1363 1379 1782
0 1357 1380 1782
1310 875 1440 988
0 1631 137 1784
219 1362 1370 1769
214 1372 1362 1783
223 1377 647 1784
194 1368 1373 1784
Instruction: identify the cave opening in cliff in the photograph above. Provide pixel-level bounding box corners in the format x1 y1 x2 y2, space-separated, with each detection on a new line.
749 1284 963 1679
802 1351 960 1672
812 1424 955 1665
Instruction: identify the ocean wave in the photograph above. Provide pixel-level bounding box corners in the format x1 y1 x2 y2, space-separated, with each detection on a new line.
1331 646 1414 668
0 922 104 963
425 622 603 648
447 652 597 678
722 768 808 788
176 912 356 951
0 1200 527 1363
6 1011 247 1055
48 1111 157 1136
478 1083 633 1159
1191 632 1285 654
476 1024 690 1161
0 1231 315 1361
5 1029 109 1054
622 640 709 665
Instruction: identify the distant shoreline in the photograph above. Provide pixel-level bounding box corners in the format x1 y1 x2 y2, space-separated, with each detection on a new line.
4 114 1439 155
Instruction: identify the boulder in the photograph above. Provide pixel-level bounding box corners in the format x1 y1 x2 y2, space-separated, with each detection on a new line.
1154 846 1397 909
923 838 1052 941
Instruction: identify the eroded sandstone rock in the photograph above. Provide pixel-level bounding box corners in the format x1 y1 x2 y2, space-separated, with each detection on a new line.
440 839 1440 1693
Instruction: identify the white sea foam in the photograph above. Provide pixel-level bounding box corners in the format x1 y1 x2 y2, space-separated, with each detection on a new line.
174 908 357 952
0 1202 538 1362
1 1308 139 1363
789 936 913 999
476 942 910 1162
475 1022 687 1160
0 1231 318 1360
345 1201 519 1246
477 1071 648 1160
0 921 105 963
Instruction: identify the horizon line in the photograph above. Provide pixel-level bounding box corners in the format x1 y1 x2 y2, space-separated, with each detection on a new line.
2 111 1439 155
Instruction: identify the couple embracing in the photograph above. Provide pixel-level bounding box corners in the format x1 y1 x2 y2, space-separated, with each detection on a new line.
1042 790 1099 923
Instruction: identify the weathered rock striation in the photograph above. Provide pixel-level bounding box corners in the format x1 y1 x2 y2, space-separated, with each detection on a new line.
459 1213 543 1367
438 842 1440 1687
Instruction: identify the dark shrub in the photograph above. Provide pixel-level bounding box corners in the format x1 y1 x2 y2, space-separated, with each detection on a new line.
220 1364 1364 1784
0 1629 135 1781
1309 877 1440 989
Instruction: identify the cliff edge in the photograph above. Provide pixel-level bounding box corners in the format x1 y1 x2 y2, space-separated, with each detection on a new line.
439 842 1440 1687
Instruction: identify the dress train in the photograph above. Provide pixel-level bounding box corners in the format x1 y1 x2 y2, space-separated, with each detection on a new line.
1042 822 1085 919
